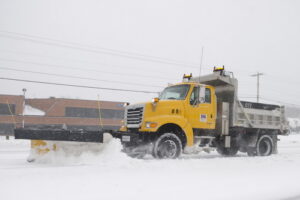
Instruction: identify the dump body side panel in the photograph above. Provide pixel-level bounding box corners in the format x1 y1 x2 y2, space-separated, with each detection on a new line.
233 100 289 134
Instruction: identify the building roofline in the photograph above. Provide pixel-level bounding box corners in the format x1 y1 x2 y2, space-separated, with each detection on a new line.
26 97 126 104
0 94 24 97
0 94 126 104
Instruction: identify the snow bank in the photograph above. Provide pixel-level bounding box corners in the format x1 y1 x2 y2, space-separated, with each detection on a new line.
0 138 30 148
1 134 300 200
288 118 300 128
288 118 300 134
30 133 133 166
23 105 45 116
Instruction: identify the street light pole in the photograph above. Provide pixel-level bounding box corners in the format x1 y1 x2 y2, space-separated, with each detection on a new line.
251 72 264 103
22 88 27 128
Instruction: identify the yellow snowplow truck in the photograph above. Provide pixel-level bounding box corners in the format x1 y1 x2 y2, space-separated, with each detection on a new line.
15 67 289 159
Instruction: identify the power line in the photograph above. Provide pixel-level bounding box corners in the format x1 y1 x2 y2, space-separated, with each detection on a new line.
0 49 175 72
0 57 173 81
238 95 300 107
0 49 211 72
260 88 300 100
260 97 300 108
0 32 279 77
1 75 299 107
0 66 164 88
264 75 300 87
0 49 214 82
0 49 146 71
239 91 300 106
0 77 159 94
0 30 201 68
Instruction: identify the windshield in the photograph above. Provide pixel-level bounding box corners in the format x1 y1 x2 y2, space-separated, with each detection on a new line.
159 84 190 100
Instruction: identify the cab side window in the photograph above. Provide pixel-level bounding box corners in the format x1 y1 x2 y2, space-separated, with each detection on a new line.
190 87 199 105
205 88 211 103
190 87 211 105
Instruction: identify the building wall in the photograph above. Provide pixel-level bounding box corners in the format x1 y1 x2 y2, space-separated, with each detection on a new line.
0 95 24 115
0 95 125 136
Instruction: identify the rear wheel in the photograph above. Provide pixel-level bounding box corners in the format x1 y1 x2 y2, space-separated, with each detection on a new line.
256 135 273 156
247 135 273 156
153 133 182 159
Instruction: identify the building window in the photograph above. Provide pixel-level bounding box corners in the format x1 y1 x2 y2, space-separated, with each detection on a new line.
0 103 16 115
65 107 124 119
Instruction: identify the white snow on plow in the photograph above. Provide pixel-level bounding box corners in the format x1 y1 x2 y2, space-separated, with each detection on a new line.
29 133 131 165
1 134 300 200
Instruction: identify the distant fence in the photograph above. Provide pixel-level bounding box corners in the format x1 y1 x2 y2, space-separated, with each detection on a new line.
290 127 300 133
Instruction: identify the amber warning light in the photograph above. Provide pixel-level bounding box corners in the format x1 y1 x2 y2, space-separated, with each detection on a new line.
213 66 225 72
182 73 192 82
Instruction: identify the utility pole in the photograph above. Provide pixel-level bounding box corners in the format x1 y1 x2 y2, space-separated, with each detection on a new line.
251 72 264 103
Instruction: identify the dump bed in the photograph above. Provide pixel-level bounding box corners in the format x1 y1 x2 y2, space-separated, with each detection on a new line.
236 101 286 130
191 70 289 135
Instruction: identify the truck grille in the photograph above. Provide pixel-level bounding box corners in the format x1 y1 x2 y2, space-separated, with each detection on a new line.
126 106 144 128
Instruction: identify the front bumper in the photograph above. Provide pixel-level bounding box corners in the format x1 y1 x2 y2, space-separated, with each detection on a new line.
114 131 157 146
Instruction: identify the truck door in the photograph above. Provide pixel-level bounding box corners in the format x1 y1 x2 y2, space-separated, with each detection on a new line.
187 86 216 130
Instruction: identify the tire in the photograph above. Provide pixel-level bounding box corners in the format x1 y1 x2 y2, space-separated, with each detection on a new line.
153 133 182 159
256 135 273 156
247 135 273 156
216 146 239 156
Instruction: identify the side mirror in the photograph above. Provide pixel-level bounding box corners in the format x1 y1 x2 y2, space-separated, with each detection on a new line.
199 86 205 103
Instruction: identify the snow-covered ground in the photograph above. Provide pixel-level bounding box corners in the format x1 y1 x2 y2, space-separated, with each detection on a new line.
1 134 300 200
289 118 300 132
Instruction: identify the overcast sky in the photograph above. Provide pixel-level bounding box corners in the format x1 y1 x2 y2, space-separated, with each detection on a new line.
0 0 299 105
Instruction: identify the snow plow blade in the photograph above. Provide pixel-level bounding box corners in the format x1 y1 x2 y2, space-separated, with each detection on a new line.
14 128 106 143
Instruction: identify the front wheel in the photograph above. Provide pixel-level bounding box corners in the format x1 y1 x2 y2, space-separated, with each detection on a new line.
153 133 182 159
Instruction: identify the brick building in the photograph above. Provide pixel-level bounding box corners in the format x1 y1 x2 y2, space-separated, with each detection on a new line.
0 94 125 136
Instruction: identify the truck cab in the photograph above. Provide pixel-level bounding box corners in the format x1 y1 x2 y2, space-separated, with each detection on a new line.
121 75 219 158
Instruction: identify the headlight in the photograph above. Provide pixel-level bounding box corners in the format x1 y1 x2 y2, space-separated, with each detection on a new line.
152 97 160 103
145 122 158 128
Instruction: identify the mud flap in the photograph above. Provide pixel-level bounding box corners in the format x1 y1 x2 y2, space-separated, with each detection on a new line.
271 135 278 154
225 136 231 148
248 132 259 148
